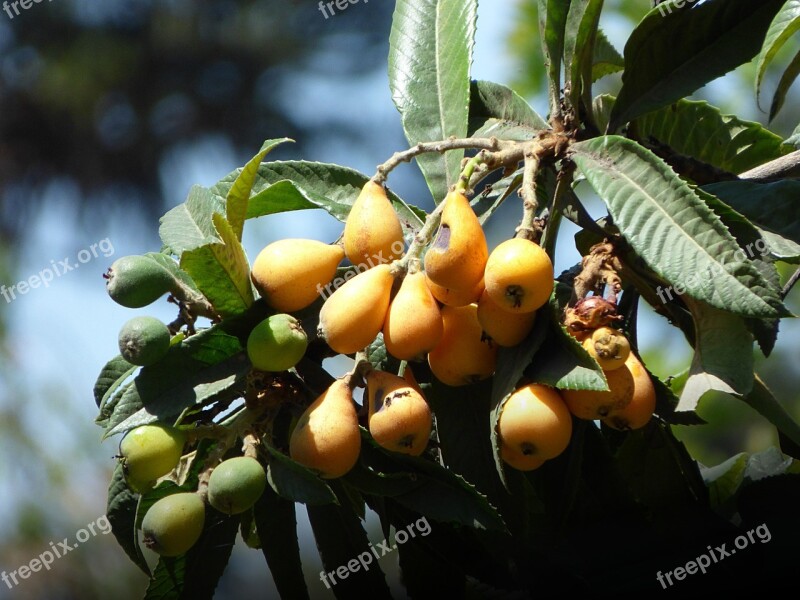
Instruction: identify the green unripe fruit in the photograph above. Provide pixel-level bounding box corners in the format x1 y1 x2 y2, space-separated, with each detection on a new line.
105 255 173 308
207 456 267 515
141 492 205 557
120 424 185 493
118 316 171 366
246 313 308 372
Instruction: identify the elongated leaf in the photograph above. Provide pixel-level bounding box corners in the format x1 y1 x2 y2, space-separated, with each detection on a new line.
107 464 150 576
610 0 786 130
770 48 800 120
213 160 425 229
635 99 791 174
468 80 547 139
307 482 392 599
159 186 225 255
591 29 623 83
741 375 800 448
389 0 478 203
677 298 754 412
572 136 785 318
264 443 337 506
254 484 310 600
564 0 604 112
359 439 506 532
94 355 137 409
787 123 800 146
755 0 800 108
538 0 569 114
180 213 254 318
103 316 258 437
702 180 800 245
225 138 291 239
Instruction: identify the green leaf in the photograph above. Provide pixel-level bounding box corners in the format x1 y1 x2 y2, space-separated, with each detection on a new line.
306 482 393 600
613 421 709 514
254 484 310 600
213 160 425 229
741 376 800 448
702 452 748 516
423 379 508 510
635 99 792 174
703 180 800 246
225 138 292 239
591 93 616 134
144 508 238 600
180 213 254 318
591 29 624 83
107 464 150 576
677 297 754 412
94 355 137 409
527 319 609 391
787 123 800 146
572 136 786 318
755 0 800 109
610 0 786 130
770 48 800 120
103 322 252 437
264 443 337 506
96 380 134 429
389 0 478 203
159 186 225 255
742 445 796 482
564 0 604 112
358 439 506 532
468 80 548 139
538 0 569 114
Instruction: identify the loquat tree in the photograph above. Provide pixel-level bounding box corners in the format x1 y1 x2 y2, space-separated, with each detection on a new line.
94 0 800 596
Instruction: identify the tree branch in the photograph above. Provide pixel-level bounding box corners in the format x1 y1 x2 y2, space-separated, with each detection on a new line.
740 150 800 182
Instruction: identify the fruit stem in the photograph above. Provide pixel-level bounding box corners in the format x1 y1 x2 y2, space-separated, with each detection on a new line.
456 149 491 194
515 153 541 242
541 160 576 258
372 137 506 183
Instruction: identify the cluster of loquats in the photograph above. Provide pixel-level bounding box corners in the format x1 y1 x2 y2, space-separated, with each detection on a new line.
562 296 657 431
102 177 655 553
118 424 266 557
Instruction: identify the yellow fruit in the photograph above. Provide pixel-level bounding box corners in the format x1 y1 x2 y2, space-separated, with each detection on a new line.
561 360 635 420
498 383 572 470
484 238 554 313
601 353 656 430
583 326 630 371
344 180 405 267
425 275 484 307
383 271 443 360
428 304 497 386
500 446 546 471
424 191 488 290
366 369 432 456
289 379 361 478
318 264 395 354
251 239 344 312
477 289 536 347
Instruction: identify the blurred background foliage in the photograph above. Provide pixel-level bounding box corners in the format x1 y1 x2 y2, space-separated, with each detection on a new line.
0 0 798 598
